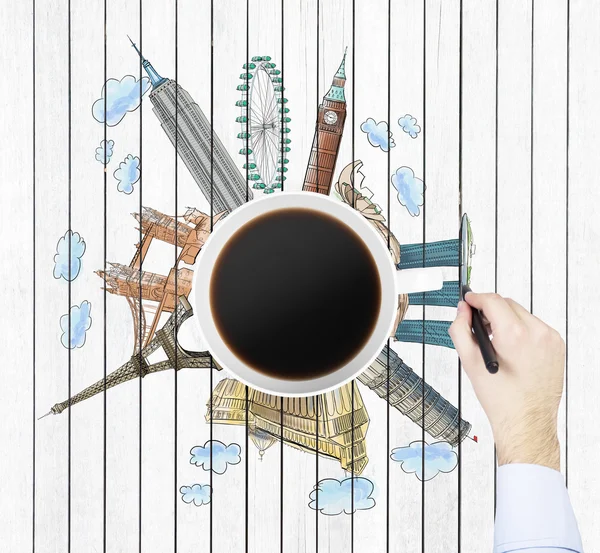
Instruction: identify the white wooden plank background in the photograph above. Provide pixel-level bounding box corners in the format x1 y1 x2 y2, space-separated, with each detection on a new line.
1 0 598 551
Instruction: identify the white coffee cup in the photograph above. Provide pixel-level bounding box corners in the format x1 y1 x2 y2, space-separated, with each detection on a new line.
193 191 442 397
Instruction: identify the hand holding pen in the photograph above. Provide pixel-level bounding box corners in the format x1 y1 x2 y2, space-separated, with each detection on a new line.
461 285 499 374
448 291 566 470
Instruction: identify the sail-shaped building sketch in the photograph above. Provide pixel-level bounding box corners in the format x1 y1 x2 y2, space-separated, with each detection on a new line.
129 37 252 214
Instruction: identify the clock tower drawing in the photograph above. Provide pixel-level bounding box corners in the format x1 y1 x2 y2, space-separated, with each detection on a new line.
302 50 347 195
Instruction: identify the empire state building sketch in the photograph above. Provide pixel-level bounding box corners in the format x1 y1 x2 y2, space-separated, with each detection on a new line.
129 37 252 214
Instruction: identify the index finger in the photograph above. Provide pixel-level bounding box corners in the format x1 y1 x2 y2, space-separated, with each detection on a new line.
464 292 520 332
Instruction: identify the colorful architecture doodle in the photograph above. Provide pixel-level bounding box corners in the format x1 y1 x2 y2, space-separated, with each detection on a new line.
303 50 348 195
206 379 370 475
236 55 290 194
128 37 253 214
96 206 223 352
358 347 472 446
42 297 214 417
395 319 454 349
407 281 460 307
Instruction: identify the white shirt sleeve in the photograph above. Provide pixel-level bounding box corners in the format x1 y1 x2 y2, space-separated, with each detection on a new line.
494 463 583 553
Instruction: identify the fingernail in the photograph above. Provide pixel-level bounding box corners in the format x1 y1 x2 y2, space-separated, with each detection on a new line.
456 301 466 317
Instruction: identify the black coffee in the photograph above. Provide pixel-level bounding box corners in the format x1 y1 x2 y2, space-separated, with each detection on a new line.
210 208 382 381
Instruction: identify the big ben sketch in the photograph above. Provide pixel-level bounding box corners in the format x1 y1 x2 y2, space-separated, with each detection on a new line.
302 50 347 195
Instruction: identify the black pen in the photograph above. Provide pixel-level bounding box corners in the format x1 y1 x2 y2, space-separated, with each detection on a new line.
461 285 499 374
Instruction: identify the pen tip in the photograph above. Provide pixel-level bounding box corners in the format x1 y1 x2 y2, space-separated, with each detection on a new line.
487 361 499 374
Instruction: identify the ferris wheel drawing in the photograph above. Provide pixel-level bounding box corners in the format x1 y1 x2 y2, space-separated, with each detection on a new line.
236 56 291 194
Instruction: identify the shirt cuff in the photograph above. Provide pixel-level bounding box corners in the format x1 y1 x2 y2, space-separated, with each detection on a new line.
494 463 583 553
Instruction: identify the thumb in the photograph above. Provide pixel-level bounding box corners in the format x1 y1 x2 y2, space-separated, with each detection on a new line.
448 301 480 368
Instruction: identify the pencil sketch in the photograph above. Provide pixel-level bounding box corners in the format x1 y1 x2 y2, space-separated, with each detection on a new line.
236 55 290 194
303 50 348 195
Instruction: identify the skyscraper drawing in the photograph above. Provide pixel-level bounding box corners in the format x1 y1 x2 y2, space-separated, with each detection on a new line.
129 37 252 214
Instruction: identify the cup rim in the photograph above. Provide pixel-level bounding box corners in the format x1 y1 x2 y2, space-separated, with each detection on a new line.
191 191 397 397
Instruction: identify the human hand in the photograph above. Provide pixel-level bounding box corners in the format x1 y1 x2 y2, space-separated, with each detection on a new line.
448 292 564 472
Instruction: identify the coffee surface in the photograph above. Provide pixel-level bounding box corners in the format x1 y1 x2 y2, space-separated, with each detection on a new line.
210 208 382 381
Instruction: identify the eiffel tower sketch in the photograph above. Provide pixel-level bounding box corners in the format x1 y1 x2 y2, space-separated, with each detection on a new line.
43 297 213 416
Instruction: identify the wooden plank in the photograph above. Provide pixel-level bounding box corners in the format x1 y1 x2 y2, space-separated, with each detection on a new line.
31 0 73 549
100 1 148 550
496 5 533 538
244 1 284 552
531 0 568 480
209 2 249 552
278 1 318 551
567 0 600 546
174 0 214 549
315 0 355 550
353 0 390 551
497 3 532 320
388 0 426 551
459 0 497 550
9 1 600 551
0 0 34 550
422 1 461 551
66 0 108 549
136 1 178 551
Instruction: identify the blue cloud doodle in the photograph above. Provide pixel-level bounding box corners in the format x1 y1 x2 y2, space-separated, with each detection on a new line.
53 231 86 282
391 166 425 217
190 440 241 475
113 154 140 194
92 75 151 127
309 477 375 516
60 301 92 350
360 118 395 152
398 114 421 139
390 441 458 481
180 484 211 507
95 139 114 164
